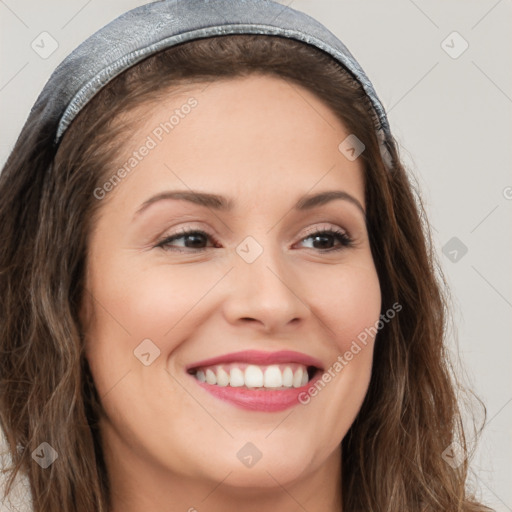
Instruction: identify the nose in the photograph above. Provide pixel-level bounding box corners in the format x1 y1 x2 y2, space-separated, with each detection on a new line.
221 243 309 333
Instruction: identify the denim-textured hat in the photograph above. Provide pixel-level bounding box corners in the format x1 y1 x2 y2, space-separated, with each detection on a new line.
28 0 394 167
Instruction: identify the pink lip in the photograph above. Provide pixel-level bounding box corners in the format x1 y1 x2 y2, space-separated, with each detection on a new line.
186 350 323 412
186 349 323 371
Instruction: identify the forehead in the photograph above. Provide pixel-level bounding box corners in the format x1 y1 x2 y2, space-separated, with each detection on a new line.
101 74 366 212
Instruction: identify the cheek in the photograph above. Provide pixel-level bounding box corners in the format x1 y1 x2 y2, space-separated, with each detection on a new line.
83 256 218 374
87 246 202 333
311 259 382 352
310 259 380 396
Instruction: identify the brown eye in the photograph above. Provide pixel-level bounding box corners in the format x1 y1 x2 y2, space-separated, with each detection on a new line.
156 229 217 251
299 229 353 252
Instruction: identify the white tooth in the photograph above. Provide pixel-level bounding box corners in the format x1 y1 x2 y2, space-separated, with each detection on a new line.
301 369 309 386
292 367 303 388
245 365 263 388
217 367 230 387
205 368 217 385
196 370 206 383
264 365 282 388
229 367 245 387
282 366 293 387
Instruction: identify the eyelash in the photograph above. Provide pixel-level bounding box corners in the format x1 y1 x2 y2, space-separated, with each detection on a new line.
155 226 354 253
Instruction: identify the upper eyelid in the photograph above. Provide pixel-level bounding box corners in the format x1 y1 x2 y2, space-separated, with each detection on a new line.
162 222 348 239
300 224 348 237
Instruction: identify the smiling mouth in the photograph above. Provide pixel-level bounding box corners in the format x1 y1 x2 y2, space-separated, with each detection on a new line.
187 362 320 390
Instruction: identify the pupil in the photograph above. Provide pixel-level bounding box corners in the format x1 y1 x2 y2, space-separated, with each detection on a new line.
313 234 333 249
186 234 206 248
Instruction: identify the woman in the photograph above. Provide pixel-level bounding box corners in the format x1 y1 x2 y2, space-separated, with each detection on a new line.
0 0 492 511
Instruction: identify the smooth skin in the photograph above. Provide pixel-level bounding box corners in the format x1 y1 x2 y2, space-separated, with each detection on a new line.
81 74 381 512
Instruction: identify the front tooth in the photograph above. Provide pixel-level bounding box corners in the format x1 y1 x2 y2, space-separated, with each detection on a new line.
292 367 303 388
205 368 217 385
282 366 293 387
264 365 282 388
230 367 245 387
217 367 230 387
301 369 309 386
245 365 263 388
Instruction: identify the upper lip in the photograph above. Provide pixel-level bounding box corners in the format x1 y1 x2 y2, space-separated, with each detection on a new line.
186 350 324 371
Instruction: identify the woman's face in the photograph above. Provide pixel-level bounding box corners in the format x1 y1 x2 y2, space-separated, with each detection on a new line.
82 74 381 506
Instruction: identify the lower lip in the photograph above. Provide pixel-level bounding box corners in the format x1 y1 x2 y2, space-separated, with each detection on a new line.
190 372 321 412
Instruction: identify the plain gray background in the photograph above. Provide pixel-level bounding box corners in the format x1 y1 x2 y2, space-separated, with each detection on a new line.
1 1 511 511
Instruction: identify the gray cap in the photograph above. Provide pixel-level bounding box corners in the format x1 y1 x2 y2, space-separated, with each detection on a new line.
29 0 394 167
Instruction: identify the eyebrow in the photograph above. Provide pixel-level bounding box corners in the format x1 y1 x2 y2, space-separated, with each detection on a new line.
133 189 365 220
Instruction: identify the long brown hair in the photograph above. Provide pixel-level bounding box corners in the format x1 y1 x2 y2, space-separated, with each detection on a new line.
0 34 491 512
